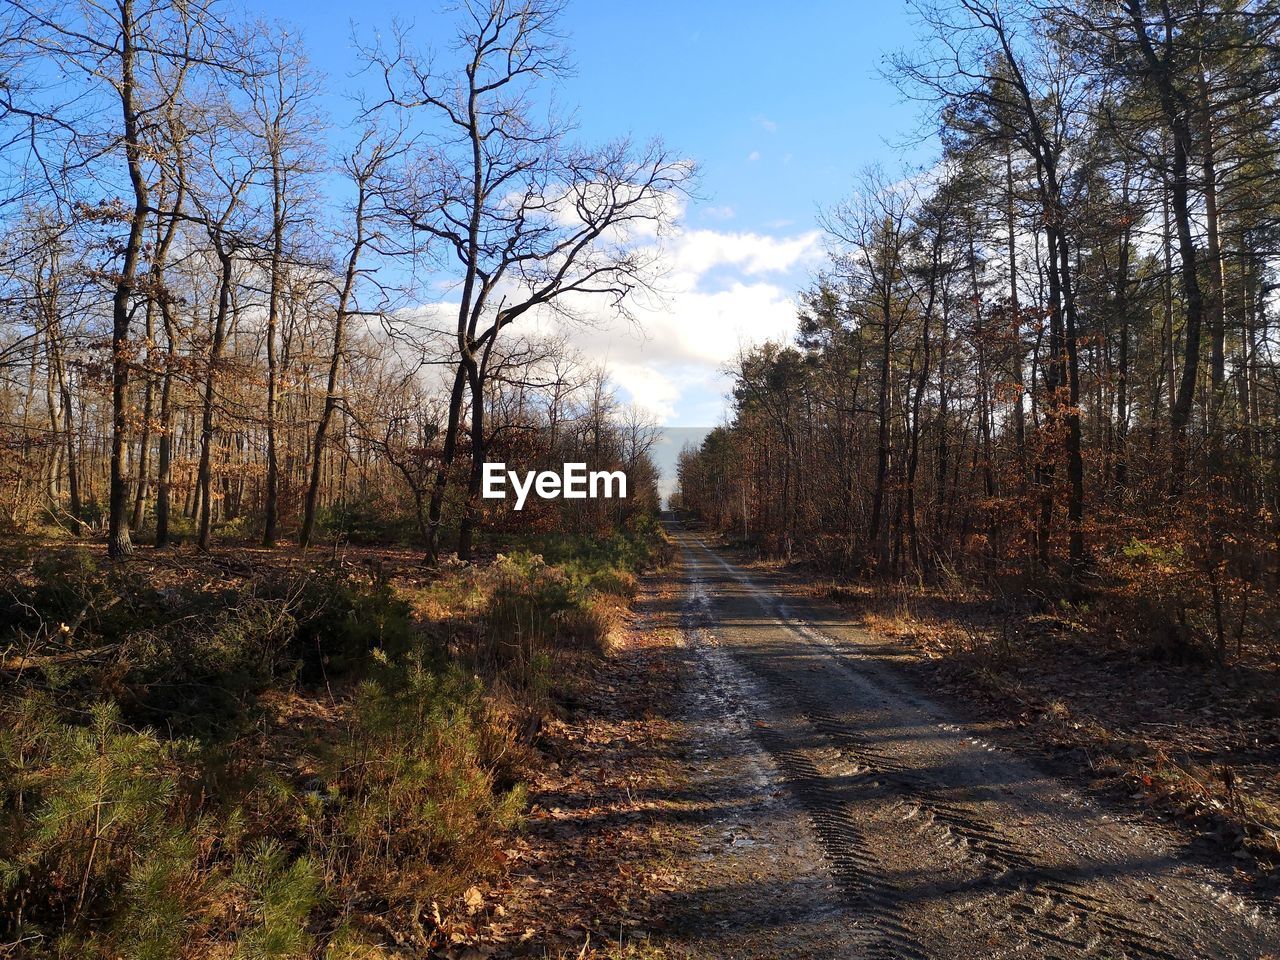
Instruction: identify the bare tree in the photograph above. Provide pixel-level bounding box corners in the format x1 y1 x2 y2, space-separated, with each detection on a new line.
0 0 235 556
189 93 259 551
298 129 400 549
367 0 692 559
246 28 322 546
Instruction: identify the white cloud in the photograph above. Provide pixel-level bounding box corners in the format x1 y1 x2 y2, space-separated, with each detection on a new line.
531 225 822 424
703 204 735 220
404 212 823 427
754 115 778 133
606 362 683 421
668 228 822 285
747 150 762 162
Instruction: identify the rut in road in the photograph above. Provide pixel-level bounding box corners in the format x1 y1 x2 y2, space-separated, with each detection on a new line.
672 527 1277 960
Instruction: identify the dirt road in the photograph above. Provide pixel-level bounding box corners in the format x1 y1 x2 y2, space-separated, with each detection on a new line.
663 526 1278 959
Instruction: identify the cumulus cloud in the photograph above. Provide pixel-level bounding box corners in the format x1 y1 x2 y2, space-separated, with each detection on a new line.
531 220 823 424
401 205 824 427
606 362 684 421
669 228 822 285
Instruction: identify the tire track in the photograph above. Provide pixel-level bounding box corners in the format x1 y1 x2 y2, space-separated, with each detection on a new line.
677 528 1276 959
741 660 1187 960
682 579 928 959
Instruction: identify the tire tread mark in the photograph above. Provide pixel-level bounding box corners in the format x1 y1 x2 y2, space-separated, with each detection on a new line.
727 638 1192 960
751 722 930 960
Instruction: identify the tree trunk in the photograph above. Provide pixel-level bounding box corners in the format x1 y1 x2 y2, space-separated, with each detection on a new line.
262 148 286 546
300 179 367 549
1126 0 1205 491
425 361 469 561
869 298 892 570
197 250 235 551
107 0 146 559
455 355 485 561
1056 227 1086 578
129 298 156 530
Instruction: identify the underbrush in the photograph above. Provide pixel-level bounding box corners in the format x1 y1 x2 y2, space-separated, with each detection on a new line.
315 494 421 546
0 521 669 956
408 520 671 696
0 548 416 741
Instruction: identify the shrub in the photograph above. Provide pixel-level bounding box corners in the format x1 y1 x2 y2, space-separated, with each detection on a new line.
315 657 523 906
217 514 256 542
553 602 618 653
0 696 206 954
112 827 207 960
316 495 417 545
288 572 416 678
0 562 419 742
123 592 305 739
0 547 100 636
471 526 658 681
230 839 322 960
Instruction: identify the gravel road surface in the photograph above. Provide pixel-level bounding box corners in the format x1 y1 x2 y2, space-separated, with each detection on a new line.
664 526 1277 959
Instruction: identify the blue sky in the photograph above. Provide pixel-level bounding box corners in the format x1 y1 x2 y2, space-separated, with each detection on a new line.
257 0 933 427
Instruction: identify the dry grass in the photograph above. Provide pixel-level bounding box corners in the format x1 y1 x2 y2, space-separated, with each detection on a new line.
0 525 672 958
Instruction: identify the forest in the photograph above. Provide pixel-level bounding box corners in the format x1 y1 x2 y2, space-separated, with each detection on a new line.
677 0 1280 660
2 0 1279 958
0 0 677 559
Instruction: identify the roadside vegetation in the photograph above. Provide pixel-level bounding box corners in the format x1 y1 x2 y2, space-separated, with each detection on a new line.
674 0 1280 879
0 518 671 958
